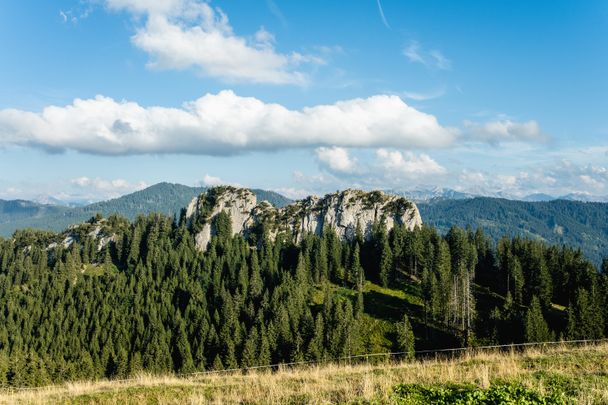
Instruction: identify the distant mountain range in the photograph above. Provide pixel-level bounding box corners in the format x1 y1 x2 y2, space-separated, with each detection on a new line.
0 183 292 237
388 187 608 203
1 183 606 266
418 197 608 266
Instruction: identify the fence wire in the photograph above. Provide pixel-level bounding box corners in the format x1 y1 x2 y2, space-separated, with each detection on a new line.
2 338 607 393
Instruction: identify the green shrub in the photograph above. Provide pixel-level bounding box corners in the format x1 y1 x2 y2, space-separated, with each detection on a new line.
392 382 571 404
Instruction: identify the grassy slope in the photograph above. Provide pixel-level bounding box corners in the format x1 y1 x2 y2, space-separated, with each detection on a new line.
3 343 606 404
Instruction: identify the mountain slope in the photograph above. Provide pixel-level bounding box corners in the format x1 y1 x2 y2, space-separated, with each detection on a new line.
3 186 607 267
0 183 292 237
419 197 608 266
0 199 69 223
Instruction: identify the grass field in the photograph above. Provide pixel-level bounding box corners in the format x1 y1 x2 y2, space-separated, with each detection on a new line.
1 342 607 404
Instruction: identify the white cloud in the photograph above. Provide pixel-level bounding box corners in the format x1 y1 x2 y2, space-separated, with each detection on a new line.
266 0 288 28
306 148 447 191
104 0 318 85
403 41 451 70
198 174 242 187
376 149 446 178
401 88 446 101
315 147 357 173
70 176 147 192
284 145 608 201
0 91 457 155
464 119 548 144
201 174 225 186
429 50 451 70
404 42 425 65
376 0 391 29
496 174 518 187
59 5 92 24
273 187 311 200
459 170 486 186
451 159 608 200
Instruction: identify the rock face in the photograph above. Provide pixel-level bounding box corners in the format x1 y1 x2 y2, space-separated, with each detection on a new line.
186 186 422 251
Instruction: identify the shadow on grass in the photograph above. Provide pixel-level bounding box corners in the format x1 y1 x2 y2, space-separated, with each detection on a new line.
364 290 420 322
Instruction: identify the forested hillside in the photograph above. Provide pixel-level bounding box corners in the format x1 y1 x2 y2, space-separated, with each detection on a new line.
4 187 607 270
419 197 608 266
0 183 292 236
0 200 606 387
0 200 69 227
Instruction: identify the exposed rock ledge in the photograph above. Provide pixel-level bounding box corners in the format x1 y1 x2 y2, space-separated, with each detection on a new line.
186 186 422 251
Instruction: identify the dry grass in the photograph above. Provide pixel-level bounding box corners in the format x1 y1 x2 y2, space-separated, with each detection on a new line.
1 343 607 404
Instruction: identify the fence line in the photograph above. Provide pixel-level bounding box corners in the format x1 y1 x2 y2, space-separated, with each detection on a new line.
2 338 607 393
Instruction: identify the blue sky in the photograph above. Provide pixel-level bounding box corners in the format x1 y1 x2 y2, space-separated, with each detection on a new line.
0 0 607 202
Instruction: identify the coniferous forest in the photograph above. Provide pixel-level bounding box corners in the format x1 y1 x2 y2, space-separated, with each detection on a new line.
0 211 607 387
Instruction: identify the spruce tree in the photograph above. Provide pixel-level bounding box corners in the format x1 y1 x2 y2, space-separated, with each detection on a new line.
379 236 393 287
396 314 415 360
524 296 553 343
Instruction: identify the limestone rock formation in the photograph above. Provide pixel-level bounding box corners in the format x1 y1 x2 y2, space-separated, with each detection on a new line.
186 186 422 251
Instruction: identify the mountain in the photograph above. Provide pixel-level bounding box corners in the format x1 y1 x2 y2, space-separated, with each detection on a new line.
558 192 608 203
419 197 608 266
0 199 69 224
0 183 293 237
3 184 607 266
387 187 475 202
1 185 605 392
522 193 556 202
185 187 421 250
391 187 608 204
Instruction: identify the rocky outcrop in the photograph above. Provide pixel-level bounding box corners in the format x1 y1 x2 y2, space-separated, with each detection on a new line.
186 187 258 251
186 186 422 251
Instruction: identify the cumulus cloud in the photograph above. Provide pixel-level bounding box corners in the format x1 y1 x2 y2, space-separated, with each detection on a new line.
201 174 225 186
198 174 242 187
273 187 311 200
403 41 451 70
291 146 608 201
64 176 149 201
71 176 147 192
375 149 446 178
464 119 548 144
0 91 457 155
451 159 608 200
104 0 318 84
308 148 447 191
315 147 357 173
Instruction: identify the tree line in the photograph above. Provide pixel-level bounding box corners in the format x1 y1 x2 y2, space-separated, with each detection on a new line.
0 211 606 386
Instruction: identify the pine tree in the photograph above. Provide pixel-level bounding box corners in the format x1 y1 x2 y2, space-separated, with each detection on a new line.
566 288 604 340
350 243 363 288
396 314 415 360
173 320 195 373
240 327 259 368
307 313 325 361
524 296 553 343
379 236 393 287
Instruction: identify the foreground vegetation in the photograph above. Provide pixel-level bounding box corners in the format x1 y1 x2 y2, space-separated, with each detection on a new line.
1 342 607 404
